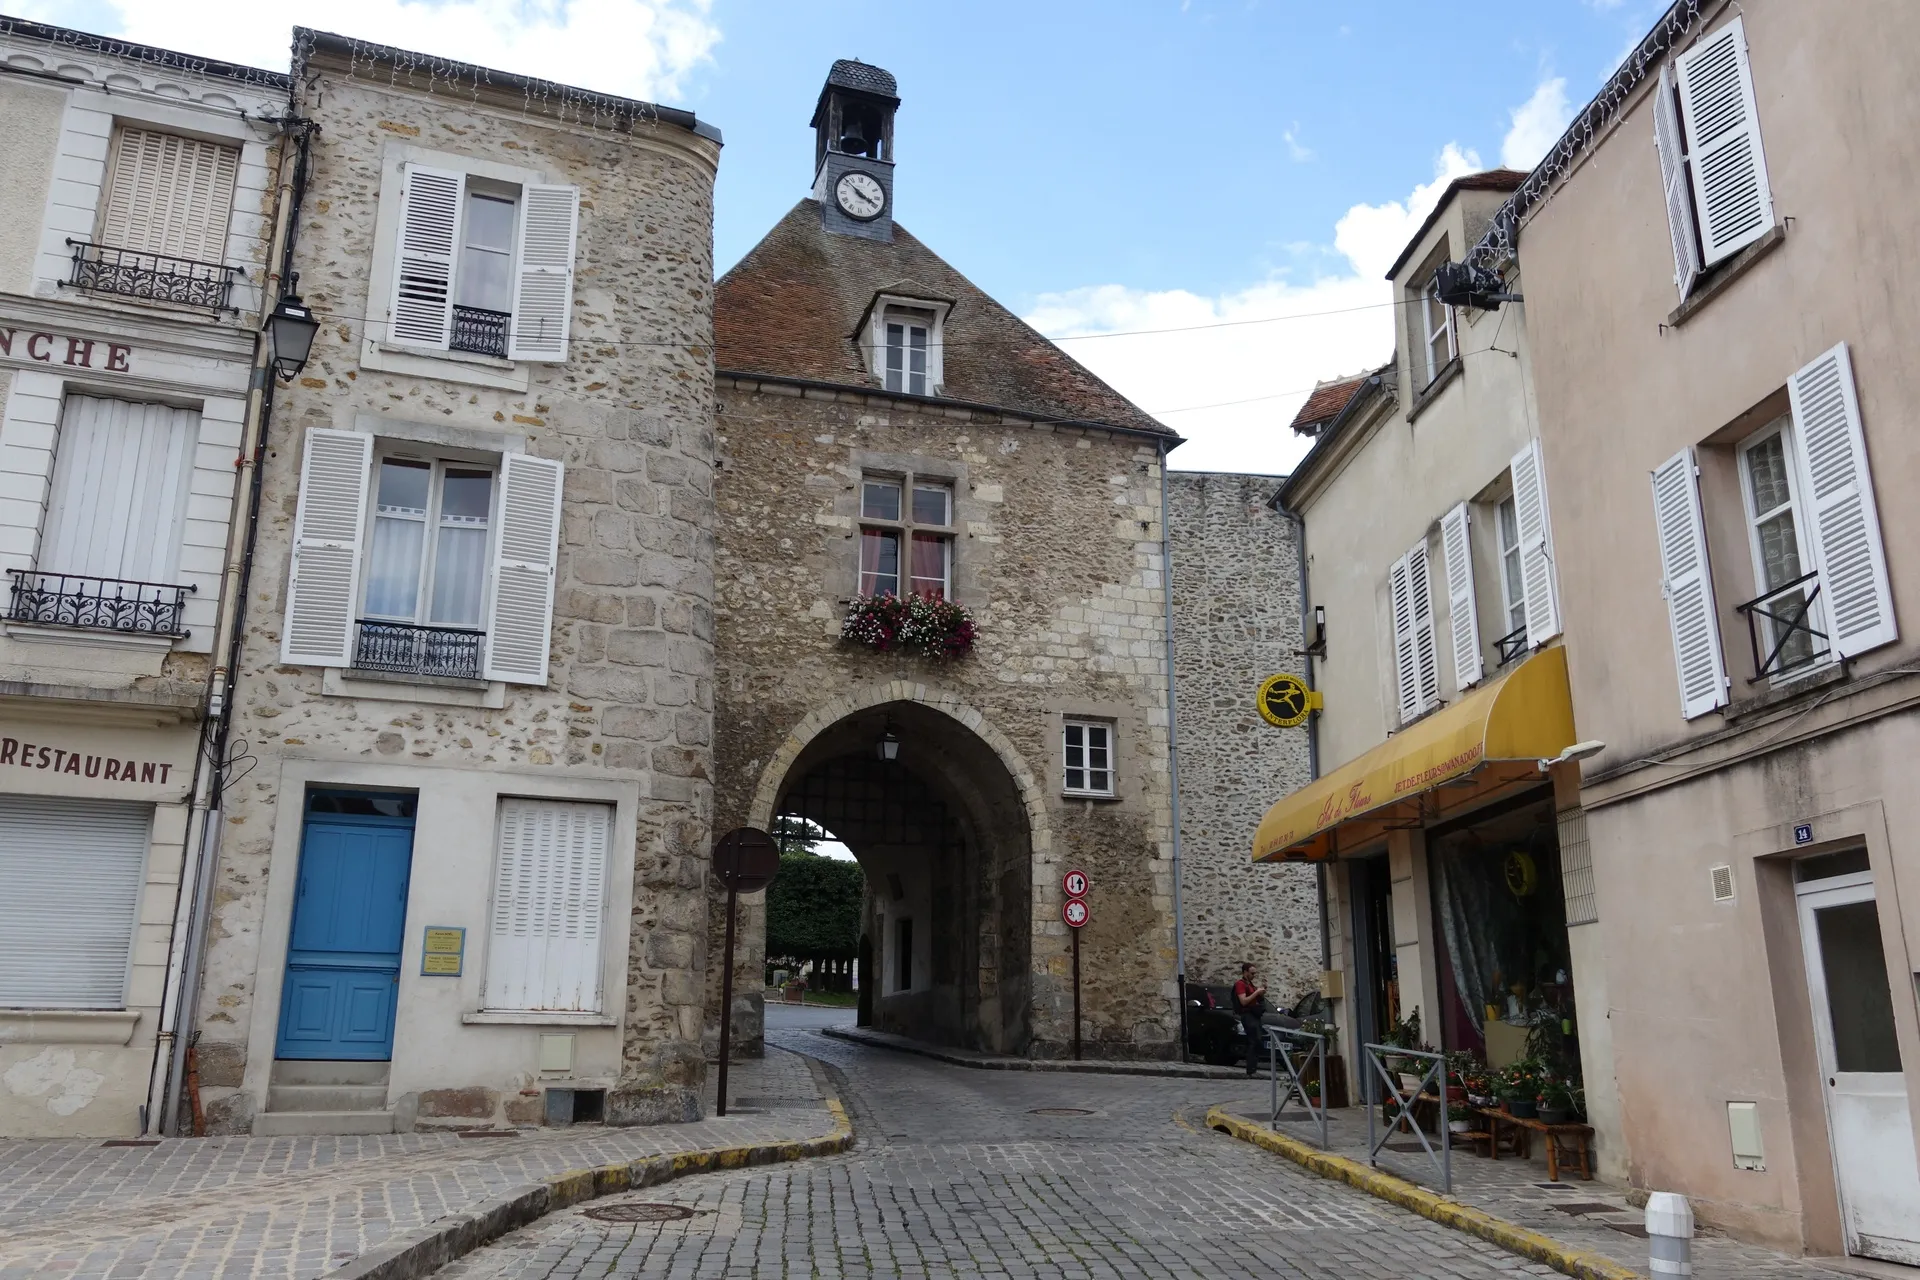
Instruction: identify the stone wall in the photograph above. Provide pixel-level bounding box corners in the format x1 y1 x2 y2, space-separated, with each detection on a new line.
1167 472 1320 1004
711 377 1181 1060
193 61 720 1132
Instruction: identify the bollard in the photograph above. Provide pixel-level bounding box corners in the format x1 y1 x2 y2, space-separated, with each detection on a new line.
1645 1191 1694 1277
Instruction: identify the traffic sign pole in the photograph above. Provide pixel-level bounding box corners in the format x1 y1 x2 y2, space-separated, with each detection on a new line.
710 828 780 1118
1072 924 1081 1061
717 878 739 1116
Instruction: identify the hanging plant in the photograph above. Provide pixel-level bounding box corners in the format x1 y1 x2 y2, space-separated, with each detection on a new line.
840 592 976 660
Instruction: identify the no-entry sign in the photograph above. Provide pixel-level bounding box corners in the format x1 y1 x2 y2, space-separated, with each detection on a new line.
1063 898 1089 928
1062 869 1089 898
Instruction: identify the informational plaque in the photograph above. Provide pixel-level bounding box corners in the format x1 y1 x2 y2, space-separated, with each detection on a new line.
421 926 465 976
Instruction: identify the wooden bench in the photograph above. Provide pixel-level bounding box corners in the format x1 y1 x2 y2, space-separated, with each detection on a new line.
1473 1107 1594 1181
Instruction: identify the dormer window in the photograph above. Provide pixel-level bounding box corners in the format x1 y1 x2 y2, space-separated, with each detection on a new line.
862 292 950 398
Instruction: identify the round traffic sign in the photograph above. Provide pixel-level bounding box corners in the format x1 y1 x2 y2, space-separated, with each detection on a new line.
1063 898 1089 928
711 827 780 893
1062 869 1089 898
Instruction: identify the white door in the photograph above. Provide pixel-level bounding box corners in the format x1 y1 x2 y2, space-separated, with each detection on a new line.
1797 872 1920 1264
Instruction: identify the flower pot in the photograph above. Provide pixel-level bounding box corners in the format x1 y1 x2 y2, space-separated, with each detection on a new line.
1468 1094 1492 1108
1448 1119 1474 1134
1506 1098 1538 1119
1397 1072 1424 1095
1538 1106 1570 1125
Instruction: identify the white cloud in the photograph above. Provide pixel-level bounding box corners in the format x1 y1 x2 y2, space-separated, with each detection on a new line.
1282 124 1314 163
1500 76 1573 170
1023 144 1483 474
20 0 720 103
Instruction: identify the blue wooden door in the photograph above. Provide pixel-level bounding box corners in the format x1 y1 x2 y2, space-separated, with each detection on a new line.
275 809 416 1060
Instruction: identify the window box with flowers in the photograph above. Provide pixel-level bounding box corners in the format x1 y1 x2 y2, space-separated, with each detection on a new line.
840 592 976 660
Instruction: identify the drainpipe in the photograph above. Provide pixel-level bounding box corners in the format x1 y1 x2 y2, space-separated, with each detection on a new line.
1158 443 1189 1061
1281 502 1330 973
147 109 313 1135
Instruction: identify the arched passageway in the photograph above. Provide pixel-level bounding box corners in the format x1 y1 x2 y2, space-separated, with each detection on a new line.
772 700 1032 1054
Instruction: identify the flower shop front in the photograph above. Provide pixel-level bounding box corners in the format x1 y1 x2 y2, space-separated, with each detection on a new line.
1253 649 1594 1137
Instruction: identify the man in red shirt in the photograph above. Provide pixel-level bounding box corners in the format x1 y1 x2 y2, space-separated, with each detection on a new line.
1234 962 1269 1076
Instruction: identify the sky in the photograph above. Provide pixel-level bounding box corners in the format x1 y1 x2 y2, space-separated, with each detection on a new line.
25 0 1667 472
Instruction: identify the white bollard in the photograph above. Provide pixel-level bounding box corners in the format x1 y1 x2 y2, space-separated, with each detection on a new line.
1645 1191 1694 1277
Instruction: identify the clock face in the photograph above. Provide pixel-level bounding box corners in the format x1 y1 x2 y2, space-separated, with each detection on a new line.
835 170 886 221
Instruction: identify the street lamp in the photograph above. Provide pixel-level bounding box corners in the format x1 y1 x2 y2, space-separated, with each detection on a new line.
1538 740 1605 772
265 275 319 379
876 723 900 762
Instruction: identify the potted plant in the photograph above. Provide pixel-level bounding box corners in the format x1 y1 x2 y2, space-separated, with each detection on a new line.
1447 1102 1475 1135
840 592 977 659
1499 1059 1543 1119
1538 1078 1575 1126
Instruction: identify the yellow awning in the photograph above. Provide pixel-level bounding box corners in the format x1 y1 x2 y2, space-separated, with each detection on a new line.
1253 647 1576 862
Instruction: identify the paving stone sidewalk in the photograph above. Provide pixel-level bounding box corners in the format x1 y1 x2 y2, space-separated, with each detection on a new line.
1220 1098 1858 1280
822 1024 1251 1079
0 1048 836 1279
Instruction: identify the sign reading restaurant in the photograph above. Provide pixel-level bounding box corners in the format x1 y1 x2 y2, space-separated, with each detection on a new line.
0 328 135 373
1 737 175 784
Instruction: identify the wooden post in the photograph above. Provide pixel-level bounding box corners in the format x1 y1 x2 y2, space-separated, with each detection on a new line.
1071 924 1082 1061
715 881 739 1117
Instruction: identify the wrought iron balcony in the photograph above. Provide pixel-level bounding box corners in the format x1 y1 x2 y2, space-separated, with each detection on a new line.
354 620 485 680
1735 571 1830 681
64 239 241 312
1494 623 1529 668
451 306 511 358
5 570 193 638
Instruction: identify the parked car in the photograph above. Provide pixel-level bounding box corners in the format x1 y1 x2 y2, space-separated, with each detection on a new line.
1183 981 1326 1066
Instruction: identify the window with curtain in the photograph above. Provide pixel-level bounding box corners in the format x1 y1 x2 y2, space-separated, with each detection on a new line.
363 457 494 627
858 474 953 598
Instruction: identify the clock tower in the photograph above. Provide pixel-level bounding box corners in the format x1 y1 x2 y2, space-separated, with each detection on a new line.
811 59 898 242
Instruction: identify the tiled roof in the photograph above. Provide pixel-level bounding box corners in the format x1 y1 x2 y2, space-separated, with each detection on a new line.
1384 167 1530 281
826 59 897 99
715 201 1173 437
1287 374 1370 435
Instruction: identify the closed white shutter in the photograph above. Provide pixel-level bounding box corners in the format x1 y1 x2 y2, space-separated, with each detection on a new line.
486 798 610 1012
1440 502 1483 691
1651 447 1729 718
1787 343 1896 659
483 453 564 684
1407 538 1441 714
101 128 239 262
1675 17 1774 266
280 428 372 667
0 796 151 1008
507 185 580 362
1653 63 1703 299
1510 439 1562 646
41 396 199 583
388 165 464 350
1388 552 1419 724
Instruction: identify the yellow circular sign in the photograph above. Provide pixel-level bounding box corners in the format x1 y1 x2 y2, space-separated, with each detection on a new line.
1257 673 1313 728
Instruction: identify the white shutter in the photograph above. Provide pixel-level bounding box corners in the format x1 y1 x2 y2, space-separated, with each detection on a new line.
388 165 463 350
1407 538 1441 714
41 396 199 583
1675 18 1774 266
1511 439 1562 646
507 185 580 362
1651 447 1729 718
1440 502 1483 691
1787 343 1896 659
1653 63 1703 299
486 799 610 1013
101 128 239 262
483 453 564 684
280 428 372 667
0 797 151 1008
1389 552 1419 724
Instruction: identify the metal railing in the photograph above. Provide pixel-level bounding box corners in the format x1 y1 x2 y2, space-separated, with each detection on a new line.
1734 572 1830 681
353 620 485 679
1363 1041 1451 1193
5 570 193 637
64 239 240 311
1494 623 1529 668
451 306 511 358
1264 1025 1328 1150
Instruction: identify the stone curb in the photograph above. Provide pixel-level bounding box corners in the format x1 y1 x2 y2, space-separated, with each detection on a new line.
1203 1106 1645 1280
822 1025 1244 1080
325 1097 853 1280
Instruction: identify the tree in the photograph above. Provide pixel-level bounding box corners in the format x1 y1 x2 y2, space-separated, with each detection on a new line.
765 850 864 989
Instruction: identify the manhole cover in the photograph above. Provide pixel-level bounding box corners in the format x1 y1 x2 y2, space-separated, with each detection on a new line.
1551 1202 1624 1216
583 1202 700 1223
1028 1106 1095 1116
1606 1222 1651 1239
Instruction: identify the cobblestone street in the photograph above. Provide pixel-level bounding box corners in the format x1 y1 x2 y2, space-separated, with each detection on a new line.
441 1027 1569 1280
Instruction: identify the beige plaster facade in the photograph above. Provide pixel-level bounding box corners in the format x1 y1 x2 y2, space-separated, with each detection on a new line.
1511 0 1920 1258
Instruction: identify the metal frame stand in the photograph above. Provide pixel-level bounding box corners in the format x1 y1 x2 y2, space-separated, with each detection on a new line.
1363 1041 1452 1193
1264 1025 1329 1150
